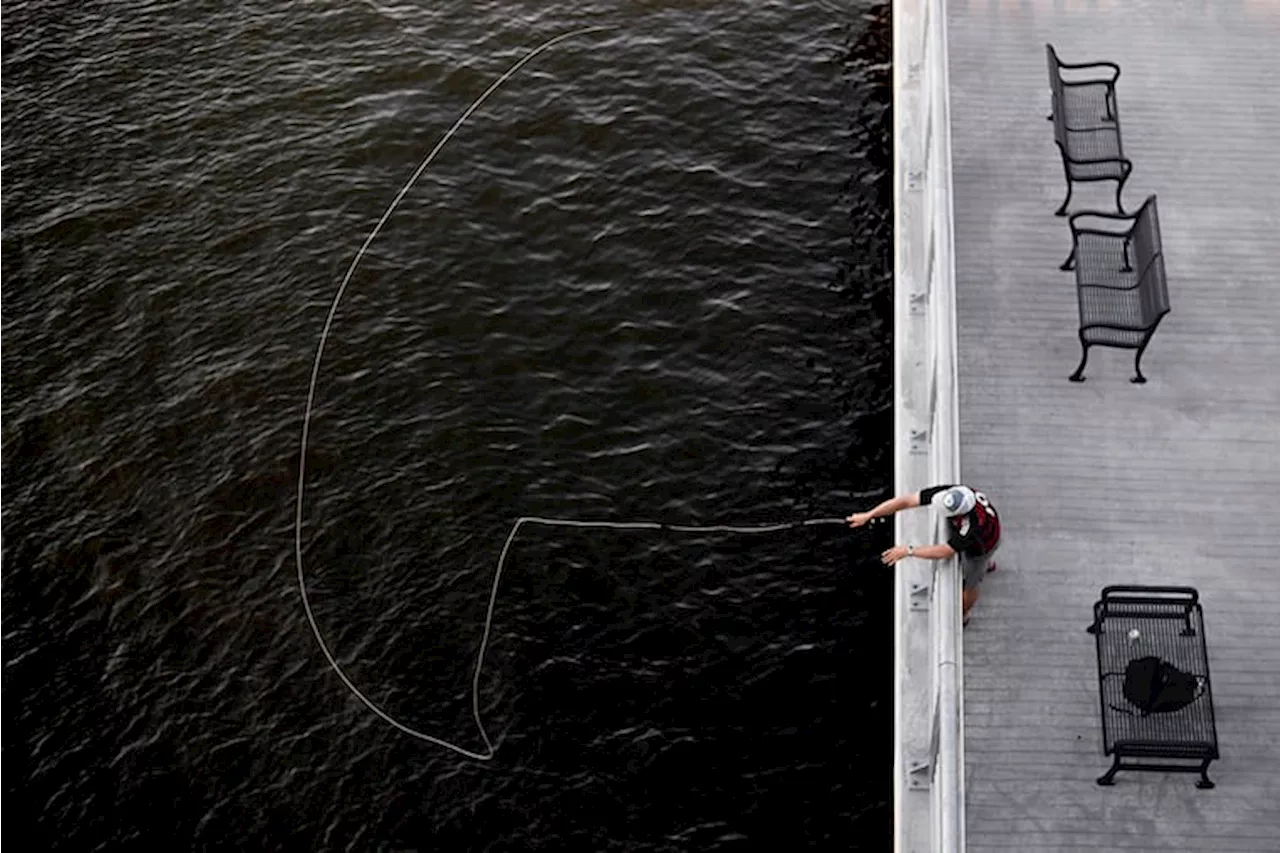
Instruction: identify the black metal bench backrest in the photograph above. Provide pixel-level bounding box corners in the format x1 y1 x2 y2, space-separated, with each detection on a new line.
1045 43 1066 99
1046 44 1068 150
1131 196 1171 329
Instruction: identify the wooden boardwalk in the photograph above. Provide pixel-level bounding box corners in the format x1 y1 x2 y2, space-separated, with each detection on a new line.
945 0 1280 850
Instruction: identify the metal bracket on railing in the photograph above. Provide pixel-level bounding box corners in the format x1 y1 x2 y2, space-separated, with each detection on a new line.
907 169 925 190
907 759 932 791
909 428 929 455
909 291 928 315
907 61 922 83
910 581 930 612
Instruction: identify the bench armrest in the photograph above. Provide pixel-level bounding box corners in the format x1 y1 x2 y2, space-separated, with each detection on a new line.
1055 60 1121 85
1069 210 1135 237
1099 585 1198 604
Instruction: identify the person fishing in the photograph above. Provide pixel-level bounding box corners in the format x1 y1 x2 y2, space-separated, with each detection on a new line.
847 485 1001 627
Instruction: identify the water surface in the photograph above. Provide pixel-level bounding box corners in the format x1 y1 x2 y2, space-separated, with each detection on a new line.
2 2 894 849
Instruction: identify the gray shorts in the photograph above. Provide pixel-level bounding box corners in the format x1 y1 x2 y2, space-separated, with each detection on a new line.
960 543 1000 591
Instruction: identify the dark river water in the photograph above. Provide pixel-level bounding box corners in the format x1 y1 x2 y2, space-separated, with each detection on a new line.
2 1 894 849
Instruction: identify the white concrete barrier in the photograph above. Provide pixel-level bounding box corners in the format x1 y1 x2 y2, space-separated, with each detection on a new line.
892 1 964 851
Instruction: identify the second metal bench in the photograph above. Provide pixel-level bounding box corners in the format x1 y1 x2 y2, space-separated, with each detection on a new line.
1061 194 1170 383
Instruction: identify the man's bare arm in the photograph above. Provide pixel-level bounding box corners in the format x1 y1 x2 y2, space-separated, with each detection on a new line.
880 542 956 565
847 491 922 527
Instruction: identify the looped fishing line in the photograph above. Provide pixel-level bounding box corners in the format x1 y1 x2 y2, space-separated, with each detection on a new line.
295 27 878 761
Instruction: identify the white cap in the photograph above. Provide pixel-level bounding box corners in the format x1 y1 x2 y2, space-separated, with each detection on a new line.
932 486 976 517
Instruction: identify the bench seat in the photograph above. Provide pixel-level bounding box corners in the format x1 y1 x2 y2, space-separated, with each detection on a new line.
1058 81 1116 129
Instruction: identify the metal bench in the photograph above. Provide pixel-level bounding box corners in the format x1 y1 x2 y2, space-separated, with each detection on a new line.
1061 194 1170 383
1046 44 1132 216
1086 586 1219 789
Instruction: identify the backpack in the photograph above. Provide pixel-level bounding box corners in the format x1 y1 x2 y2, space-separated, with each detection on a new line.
1120 656 1205 715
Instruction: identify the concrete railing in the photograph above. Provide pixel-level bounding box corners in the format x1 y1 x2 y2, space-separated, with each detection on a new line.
892 0 964 851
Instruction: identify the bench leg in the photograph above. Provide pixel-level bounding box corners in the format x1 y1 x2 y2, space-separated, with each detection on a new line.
1097 756 1121 786
1196 759 1216 790
1114 177 1128 216
1060 245 1077 271
1131 343 1150 384
1070 341 1090 382
1056 180 1073 217
1105 85 1117 122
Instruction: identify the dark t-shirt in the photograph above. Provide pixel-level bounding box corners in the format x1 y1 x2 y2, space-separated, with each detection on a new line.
918 484 1001 557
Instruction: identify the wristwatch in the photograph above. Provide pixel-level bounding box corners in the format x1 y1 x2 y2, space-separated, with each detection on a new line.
907 545 915 556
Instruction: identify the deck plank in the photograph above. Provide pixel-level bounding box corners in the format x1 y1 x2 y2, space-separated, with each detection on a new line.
944 1 1280 851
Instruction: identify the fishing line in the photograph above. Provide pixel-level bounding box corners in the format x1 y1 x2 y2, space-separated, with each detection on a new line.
295 27 883 761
